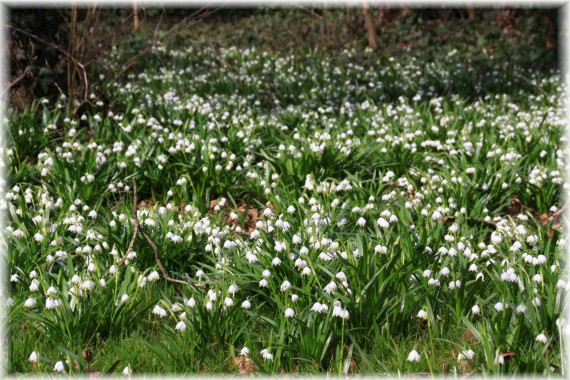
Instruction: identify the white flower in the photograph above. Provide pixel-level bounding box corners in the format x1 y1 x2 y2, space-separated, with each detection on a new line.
122 366 132 375
171 303 182 313
152 305 167 317
417 309 428 319
207 289 218 301
458 349 475 361
274 241 286 252
356 217 366 226
24 298 37 308
494 302 504 312
516 304 528 313
224 297 234 307
147 271 160 281
491 231 502 244
332 304 347 318
335 272 347 282
262 270 271 278
272 257 282 265
375 245 388 254
241 300 251 309
260 348 273 360
407 350 421 362
240 347 250 357
186 297 196 308
377 217 389 228
45 298 59 309
121 294 130 303
228 284 239 295
536 333 548 343
81 280 96 291
284 308 295 318
46 286 58 296
291 294 299 302
324 281 337 294
34 233 44 242
259 279 268 288
29 351 38 363
29 279 39 292
472 305 480 315
280 280 291 292
10 274 19 283
175 321 186 331
53 361 65 372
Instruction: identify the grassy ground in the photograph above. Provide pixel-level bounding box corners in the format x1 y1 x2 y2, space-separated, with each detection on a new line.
4 8 566 376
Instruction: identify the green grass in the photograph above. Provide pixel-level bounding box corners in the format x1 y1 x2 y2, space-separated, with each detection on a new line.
4 8 566 376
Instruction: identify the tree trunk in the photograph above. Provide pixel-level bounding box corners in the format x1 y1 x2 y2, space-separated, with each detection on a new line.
133 1 139 31
468 7 476 21
362 3 378 49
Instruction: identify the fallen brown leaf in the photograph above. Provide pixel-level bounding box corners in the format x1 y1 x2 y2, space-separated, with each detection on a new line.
234 356 255 375
460 329 477 343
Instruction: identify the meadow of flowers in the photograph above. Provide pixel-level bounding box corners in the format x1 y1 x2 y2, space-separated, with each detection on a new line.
4 36 567 375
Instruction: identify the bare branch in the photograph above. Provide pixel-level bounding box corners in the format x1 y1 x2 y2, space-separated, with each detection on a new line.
2 65 32 97
116 179 140 268
130 179 190 287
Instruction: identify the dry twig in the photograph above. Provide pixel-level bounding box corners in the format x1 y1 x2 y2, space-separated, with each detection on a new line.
442 215 497 228
550 202 567 221
130 179 190 288
2 65 32 97
115 179 140 268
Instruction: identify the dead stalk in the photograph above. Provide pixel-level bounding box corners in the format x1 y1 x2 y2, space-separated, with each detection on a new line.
116 179 140 268
130 179 190 287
